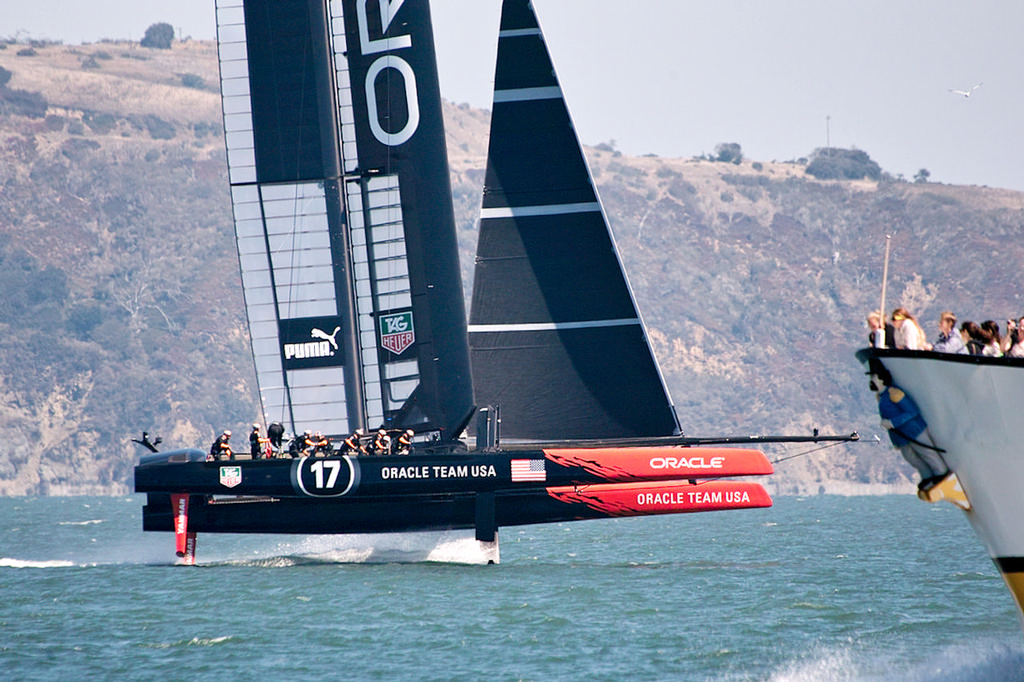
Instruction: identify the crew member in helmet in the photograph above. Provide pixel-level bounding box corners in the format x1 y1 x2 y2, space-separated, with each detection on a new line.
342 428 365 455
395 429 414 455
250 423 269 459
300 430 316 456
209 430 233 461
311 431 331 457
267 422 285 451
372 428 391 455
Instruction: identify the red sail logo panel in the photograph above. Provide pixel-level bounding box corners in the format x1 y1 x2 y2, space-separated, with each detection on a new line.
543 447 773 481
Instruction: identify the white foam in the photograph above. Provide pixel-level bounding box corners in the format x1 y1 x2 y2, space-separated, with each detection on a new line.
0 557 76 569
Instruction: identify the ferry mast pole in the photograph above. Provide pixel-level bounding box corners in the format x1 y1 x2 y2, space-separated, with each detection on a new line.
879 234 892 347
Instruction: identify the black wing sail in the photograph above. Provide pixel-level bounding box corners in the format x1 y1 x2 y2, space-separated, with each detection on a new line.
216 0 473 441
468 0 681 440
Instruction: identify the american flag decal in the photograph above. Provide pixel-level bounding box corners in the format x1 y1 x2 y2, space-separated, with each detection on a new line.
510 459 546 482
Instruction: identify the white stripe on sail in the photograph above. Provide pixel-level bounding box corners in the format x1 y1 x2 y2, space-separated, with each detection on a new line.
493 86 562 103
480 202 600 219
468 318 640 333
498 28 542 38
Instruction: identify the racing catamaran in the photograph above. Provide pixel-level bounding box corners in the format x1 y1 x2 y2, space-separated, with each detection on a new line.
135 0 852 564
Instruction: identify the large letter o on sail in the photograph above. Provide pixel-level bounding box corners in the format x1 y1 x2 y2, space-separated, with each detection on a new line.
365 55 420 146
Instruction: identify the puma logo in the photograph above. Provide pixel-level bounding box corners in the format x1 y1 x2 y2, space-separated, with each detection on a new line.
311 326 341 350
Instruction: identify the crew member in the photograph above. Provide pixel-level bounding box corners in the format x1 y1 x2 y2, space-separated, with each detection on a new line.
311 431 331 457
342 428 365 455
395 429 414 455
250 423 269 459
300 430 316 456
372 428 391 455
267 422 285 451
209 430 232 461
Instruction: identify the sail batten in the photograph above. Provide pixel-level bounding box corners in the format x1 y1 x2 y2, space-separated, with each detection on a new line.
492 86 563 103
469 319 641 334
480 203 600 218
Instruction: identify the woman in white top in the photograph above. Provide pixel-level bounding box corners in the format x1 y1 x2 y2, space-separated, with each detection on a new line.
892 307 928 350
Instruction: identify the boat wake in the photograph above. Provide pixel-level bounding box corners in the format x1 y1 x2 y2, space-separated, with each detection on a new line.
0 557 76 569
768 640 1024 681
57 519 104 526
192 531 497 567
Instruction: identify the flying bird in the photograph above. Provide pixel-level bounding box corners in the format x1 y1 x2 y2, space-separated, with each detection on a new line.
949 82 983 98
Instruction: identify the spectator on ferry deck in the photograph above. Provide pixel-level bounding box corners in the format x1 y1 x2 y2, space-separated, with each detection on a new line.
931 311 967 354
960 321 985 355
867 310 895 348
980 320 1003 357
1003 316 1024 358
892 307 928 350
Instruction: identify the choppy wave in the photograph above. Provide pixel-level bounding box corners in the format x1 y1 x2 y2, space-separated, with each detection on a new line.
2 495 1022 681
145 636 236 650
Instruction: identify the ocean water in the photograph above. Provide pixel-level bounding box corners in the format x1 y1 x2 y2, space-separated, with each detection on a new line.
1 495 1022 681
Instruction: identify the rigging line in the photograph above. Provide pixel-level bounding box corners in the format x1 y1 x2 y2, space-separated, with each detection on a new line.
770 440 849 465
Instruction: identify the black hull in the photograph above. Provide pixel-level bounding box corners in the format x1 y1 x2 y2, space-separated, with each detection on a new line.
135 446 774 545
141 488 663 535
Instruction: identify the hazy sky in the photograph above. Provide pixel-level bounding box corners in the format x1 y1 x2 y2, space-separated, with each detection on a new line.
8 1 1024 190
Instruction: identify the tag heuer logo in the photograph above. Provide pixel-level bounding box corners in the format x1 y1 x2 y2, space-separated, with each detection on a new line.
219 466 242 489
380 311 415 355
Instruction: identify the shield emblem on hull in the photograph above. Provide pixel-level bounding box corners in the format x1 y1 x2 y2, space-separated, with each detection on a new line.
219 466 242 488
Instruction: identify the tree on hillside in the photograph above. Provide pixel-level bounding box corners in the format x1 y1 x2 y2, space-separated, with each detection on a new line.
714 142 743 164
141 23 174 49
914 168 931 183
805 147 881 181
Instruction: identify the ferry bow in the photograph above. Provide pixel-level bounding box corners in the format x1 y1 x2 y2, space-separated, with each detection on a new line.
859 347 1024 619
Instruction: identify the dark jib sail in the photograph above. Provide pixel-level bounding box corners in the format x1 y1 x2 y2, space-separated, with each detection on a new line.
468 0 680 441
218 0 473 442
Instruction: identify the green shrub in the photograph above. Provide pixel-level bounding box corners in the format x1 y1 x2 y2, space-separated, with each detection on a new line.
714 142 743 164
141 23 174 49
180 73 205 89
805 148 881 181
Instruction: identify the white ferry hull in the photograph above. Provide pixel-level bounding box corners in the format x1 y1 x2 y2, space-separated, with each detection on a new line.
860 349 1024 617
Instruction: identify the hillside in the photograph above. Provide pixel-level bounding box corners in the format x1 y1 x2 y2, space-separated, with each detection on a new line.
2 40 1023 496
